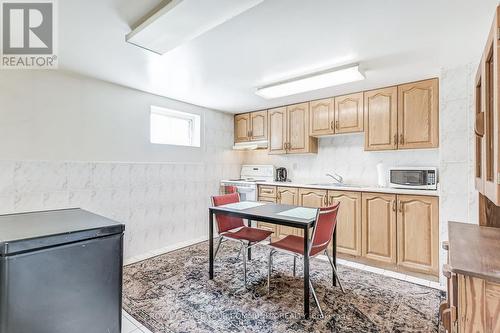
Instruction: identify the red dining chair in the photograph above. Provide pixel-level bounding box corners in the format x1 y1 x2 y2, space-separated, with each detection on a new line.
211 192 273 285
267 202 344 317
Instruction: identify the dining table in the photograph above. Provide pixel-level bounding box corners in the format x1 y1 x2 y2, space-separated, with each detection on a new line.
208 201 338 319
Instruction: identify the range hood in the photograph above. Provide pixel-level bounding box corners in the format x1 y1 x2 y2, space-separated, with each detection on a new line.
232 140 268 150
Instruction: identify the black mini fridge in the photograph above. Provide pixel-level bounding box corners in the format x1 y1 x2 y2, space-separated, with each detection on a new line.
0 208 125 333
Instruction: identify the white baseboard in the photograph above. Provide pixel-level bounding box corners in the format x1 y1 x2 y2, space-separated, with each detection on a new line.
124 235 213 265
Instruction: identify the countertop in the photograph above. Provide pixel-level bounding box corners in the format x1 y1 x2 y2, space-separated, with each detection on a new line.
448 221 500 283
256 181 440 197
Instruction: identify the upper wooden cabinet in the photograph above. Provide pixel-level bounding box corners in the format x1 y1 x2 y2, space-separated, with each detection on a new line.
234 113 250 143
364 86 398 151
310 98 334 136
396 195 439 275
361 192 397 264
475 7 500 206
268 107 287 154
309 93 363 136
334 92 364 133
269 103 318 154
398 79 439 149
364 78 439 151
234 110 268 143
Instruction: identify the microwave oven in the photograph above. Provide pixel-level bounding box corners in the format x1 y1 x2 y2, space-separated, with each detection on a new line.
389 167 438 190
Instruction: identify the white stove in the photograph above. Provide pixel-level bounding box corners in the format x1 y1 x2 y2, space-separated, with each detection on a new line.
220 165 275 201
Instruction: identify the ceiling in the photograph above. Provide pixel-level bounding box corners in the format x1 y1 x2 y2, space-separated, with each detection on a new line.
60 0 498 113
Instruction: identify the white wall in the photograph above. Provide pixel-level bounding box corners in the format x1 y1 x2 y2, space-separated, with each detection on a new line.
0 70 243 260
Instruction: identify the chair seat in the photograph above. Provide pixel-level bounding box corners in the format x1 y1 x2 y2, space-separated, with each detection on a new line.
269 235 324 256
222 226 273 243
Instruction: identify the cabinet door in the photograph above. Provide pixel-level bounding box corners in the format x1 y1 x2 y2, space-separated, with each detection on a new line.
397 195 439 275
287 103 316 154
364 87 398 151
362 192 397 264
234 113 250 142
268 107 287 154
250 110 268 141
276 187 300 237
298 188 327 208
310 98 334 136
334 92 364 133
328 191 362 256
397 78 439 149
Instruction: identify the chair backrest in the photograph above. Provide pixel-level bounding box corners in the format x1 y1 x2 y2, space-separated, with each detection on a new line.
310 202 341 255
211 192 245 233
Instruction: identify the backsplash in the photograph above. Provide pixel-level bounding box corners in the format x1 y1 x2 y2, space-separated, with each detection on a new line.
244 134 440 186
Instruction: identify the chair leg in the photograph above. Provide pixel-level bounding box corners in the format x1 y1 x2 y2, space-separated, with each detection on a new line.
267 250 274 294
309 279 324 318
214 237 223 260
242 245 247 286
293 256 296 277
235 242 243 260
325 250 345 293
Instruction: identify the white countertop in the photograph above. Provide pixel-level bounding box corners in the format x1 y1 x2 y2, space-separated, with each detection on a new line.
256 181 440 197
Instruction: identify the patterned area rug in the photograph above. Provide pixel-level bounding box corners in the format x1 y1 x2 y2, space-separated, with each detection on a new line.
123 241 443 333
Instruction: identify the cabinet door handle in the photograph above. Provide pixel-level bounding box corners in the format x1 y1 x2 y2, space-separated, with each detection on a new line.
323 195 328 206
277 192 281 200
330 121 334 130
394 134 398 145
398 201 404 213
392 200 396 212
335 120 339 130
399 134 404 145
329 196 333 205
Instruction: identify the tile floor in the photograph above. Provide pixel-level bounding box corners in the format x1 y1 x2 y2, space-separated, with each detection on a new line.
121 255 443 332
122 310 152 333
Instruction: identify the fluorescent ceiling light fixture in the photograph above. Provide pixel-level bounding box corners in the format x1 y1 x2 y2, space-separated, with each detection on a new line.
127 0 264 54
255 64 365 99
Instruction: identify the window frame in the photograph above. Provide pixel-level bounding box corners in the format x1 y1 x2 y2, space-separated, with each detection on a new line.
150 106 201 147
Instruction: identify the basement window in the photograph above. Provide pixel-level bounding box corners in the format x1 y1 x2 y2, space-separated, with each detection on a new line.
150 106 201 147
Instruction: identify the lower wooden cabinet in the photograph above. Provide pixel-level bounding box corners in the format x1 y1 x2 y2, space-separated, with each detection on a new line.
298 188 328 208
361 192 397 264
397 195 439 275
329 191 362 256
255 185 439 276
458 275 500 333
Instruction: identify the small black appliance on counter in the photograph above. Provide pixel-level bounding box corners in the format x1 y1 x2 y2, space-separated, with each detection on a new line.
276 167 288 182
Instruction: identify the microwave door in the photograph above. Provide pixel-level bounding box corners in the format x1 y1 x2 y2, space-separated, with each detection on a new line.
391 170 425 186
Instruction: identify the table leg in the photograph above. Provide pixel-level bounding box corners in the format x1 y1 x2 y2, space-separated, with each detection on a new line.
247 219 252 261
303 224 310 319
332 227 337 287
209 210 214 279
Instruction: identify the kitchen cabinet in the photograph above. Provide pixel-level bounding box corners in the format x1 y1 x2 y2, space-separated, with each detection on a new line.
249 110 268 141
361 192 397 264
310 98 334 136
334 92 364 133
257 196 278 238
234 113 250 142
328 190 362 256
474 7 500 207
258 185 276 198
234 110 268 143
396 195 439 275
397 78 439 149
276 187 301 238
268 103 318 154
268 107 287 154
364 79 439 151
298 188 328 208
364 86 398 151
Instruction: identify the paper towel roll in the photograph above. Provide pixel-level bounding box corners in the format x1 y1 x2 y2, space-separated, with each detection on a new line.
376 163 386 187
